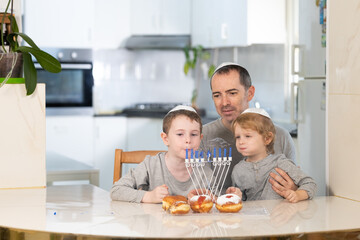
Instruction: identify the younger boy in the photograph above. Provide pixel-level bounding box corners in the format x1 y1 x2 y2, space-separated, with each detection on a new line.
110 105 212 203
230 108 316 203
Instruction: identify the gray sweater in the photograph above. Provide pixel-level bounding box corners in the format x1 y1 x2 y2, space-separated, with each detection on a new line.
110 152 213 203
231 154 317 201
200 118 296 191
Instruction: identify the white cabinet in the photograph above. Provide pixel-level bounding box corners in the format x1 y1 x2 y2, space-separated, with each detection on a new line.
92 0 131 49
94 117 127 191
126 117 167 151
130 0 191 35
24 0 95 48
191 0 286 48
46 116 94 166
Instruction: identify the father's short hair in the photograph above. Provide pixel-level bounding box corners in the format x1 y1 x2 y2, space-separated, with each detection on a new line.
163 110 202 134
210 63 252 91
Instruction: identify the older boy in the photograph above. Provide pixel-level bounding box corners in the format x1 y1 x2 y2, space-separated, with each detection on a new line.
110 105 212 203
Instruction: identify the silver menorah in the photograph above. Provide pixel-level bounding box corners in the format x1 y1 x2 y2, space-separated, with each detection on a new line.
185 148 232 200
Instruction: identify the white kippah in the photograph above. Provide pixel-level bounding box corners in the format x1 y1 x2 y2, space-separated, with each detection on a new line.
211 62 242 80
168 105 197 114
214 62 241 73
242 108 271 119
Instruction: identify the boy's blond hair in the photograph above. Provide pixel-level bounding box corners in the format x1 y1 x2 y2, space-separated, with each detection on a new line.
163 110 202 134
232 112 276 154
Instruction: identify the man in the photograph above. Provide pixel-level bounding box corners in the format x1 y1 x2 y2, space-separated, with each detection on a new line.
200 62 297 197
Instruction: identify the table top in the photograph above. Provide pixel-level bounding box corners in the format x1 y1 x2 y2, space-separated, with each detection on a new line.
1 185 360 239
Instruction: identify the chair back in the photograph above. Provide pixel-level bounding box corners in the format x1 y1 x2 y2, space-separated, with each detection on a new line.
113 149 165 183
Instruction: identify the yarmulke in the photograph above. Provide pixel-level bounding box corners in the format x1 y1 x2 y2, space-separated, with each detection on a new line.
211 62 242 80
242 108 271 119
168 105 197 114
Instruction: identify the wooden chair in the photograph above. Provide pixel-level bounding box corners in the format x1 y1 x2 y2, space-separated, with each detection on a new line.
113 149 165 183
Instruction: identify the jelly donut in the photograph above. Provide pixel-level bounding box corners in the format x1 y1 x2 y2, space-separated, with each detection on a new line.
215 193 242 213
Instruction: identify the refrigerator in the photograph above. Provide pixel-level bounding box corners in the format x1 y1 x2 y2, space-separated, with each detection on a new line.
292 77 326 196
288 0 327 196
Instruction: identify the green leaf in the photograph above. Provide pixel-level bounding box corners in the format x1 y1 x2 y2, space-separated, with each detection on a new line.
8 32 40 50
201 52 211 61
183 46 190 61
184 61 190 75
191 89 198 105
17 46 61 73
8 15 19 33
23 52 37 96
208 64 216 78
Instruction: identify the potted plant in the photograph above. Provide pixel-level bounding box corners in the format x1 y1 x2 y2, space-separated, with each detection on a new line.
183 45 215 109
0 0 61 189
0 0 61 95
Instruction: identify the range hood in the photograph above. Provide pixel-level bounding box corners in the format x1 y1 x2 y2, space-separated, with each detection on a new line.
125 35 190 50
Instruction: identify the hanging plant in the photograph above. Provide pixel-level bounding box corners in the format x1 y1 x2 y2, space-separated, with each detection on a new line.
183 45 215 108
0 0 61 95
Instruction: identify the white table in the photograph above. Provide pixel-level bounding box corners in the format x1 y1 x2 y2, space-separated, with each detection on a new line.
46 151 99 186
0 185 360 239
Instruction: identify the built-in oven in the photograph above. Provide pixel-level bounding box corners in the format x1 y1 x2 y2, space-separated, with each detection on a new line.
35 48 93 108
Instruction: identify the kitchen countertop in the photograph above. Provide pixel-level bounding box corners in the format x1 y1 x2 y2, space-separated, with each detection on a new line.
46 151 99 186
1 185 360 239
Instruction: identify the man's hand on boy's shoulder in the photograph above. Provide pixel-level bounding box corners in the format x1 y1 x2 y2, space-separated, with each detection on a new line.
269 168 298 198
142 184 169 203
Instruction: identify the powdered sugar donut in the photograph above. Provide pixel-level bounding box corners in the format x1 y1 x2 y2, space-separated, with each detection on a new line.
216 194 242 213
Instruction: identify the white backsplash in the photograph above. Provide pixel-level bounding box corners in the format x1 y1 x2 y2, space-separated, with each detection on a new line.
93 49 194 114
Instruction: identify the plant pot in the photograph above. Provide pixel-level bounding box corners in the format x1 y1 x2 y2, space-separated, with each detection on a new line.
0 52 23 78
0 83 46 189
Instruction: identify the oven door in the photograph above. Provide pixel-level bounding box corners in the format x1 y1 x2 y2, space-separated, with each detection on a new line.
35 62 93 107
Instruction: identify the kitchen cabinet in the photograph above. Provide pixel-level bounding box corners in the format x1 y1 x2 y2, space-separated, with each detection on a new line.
191 0 286 48
126 117 167 151
23 0 95 48
130 0 191 35
92 0 131 49
93 117 127 191
46 116 94 166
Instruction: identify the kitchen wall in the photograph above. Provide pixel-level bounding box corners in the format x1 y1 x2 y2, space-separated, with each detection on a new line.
92 49 194 114
327 0 360 202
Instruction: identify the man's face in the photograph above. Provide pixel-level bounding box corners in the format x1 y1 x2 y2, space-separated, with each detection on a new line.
211 70 254 126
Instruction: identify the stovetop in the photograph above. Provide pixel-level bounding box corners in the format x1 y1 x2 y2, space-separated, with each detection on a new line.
132 103 186 110
121 103 205 118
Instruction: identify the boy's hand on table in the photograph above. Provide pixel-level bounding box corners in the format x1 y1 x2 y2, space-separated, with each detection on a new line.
283 190 299 203
284 189 309 203
142 184 169 203
226 187 242 199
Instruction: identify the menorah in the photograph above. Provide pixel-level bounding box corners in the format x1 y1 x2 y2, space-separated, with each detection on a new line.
185 148 232 200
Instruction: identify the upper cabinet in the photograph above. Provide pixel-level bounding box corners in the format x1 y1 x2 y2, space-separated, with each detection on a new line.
130 0 191 35
24 0 131 49
23 0 95 48
191 0 286 48
92 0 131 49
